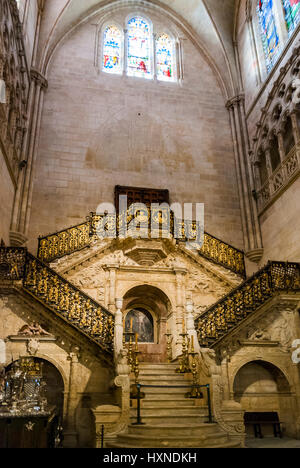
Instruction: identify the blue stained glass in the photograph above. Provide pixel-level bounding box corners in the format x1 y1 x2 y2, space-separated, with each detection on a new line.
257 0 281 73
103 26 122 74
282 0 300 35
127 17 152 78
156 34 174 82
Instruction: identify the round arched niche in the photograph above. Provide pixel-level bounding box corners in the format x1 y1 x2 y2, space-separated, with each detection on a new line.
123 285 172 363
233 360 296 438
5 357 64 418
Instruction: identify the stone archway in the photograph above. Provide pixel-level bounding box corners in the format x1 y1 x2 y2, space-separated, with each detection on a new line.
123 285 172 363
233 360 296 438
5 357 65 419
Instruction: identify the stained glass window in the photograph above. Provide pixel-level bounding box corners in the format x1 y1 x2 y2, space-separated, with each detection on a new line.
257 0 281 72
127 17 152 79
156 34 174 82
282 0 300 34
103 25 122 74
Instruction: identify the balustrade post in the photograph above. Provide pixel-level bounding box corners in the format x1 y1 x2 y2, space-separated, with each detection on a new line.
186 300 200 353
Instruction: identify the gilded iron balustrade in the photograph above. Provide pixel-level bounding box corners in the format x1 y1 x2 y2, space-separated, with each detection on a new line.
0 248 114 355
0 247 27 280
38 213 246 276
195 261 300 348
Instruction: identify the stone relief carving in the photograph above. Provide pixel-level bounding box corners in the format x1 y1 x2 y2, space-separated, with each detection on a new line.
27 338 40 356
17 322 51 337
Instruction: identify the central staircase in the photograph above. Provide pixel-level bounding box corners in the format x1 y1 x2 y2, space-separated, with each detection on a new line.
108 363 241 448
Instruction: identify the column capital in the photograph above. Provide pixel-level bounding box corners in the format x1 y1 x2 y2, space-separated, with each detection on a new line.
30 68 48 89
225 94 245 110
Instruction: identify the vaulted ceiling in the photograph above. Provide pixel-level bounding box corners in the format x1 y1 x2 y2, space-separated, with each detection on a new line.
38 0 240 98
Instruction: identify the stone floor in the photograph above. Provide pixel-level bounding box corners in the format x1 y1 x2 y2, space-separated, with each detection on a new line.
246 437 300 448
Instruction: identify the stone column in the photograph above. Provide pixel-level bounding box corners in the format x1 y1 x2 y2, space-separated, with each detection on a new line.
185 300 200 353
226 95 263 264
63 347 80 448
107 265 117 312
10 68 48 245
277 131 286 162
174 268 187 356
114 298 124 363
290 111 300 143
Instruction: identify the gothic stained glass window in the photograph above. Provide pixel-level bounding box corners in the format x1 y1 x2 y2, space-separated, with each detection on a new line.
282 0 300 34
156 34 174 82
257 0 281 72
103 26 122 74
127 17 152 79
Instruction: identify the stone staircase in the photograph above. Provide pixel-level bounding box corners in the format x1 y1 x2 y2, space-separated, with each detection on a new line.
108 363 241 448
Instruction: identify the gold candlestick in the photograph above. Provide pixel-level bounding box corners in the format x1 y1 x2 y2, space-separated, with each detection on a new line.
165 331 173 363
176 331 191 374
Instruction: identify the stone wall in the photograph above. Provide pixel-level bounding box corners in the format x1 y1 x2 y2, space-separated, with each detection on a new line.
235 0 300 265
27 6 243 253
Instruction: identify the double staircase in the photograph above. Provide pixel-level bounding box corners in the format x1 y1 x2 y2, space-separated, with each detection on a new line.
108 363 241 448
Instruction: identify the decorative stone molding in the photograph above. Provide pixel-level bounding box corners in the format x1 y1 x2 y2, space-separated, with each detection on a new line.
245 248 264 263
30 69 48 90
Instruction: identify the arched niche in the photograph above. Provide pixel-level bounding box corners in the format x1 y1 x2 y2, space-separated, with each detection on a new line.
123 285 172 363
5 357 65 418
233 360 296 437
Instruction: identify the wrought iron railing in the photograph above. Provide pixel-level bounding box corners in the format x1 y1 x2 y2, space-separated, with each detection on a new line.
257 145 300 213
195 261 300 348
0 248 114 355
37 213 245 277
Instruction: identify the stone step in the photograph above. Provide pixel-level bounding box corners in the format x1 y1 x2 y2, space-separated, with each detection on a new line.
142 398 198 407
128 423 219 437
139 364 178 370
131 406 207 417
136 380 193 388
110 428 232 448
139 372 191 382
137 386 194 395
130 414 208 425
139 369 180 376
107 436 240 449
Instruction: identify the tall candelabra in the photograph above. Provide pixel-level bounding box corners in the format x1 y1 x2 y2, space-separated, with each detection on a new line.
185 335 203 399
176 319 191 374
165 329 173 363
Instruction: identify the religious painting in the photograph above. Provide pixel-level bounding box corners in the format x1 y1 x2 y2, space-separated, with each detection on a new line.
125 308 154 343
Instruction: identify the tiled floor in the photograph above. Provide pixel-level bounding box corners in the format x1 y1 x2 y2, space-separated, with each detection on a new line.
246 437 300 448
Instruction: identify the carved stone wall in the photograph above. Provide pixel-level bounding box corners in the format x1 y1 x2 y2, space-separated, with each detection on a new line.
0 291 115 448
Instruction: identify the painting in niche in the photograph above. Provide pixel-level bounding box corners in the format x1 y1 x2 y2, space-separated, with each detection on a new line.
125 308 154 343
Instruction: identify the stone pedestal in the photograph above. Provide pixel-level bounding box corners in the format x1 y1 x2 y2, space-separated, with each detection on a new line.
92 405 122 448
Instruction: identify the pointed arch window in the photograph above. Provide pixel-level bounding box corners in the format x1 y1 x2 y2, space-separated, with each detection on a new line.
257 0 282 72
103 25 122 74
282 0 300 35
156 33 175 82
127 17 152 79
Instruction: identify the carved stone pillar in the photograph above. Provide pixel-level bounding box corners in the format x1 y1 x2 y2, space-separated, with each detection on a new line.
186 300 200 353
107 265 117 312
174 268 187 355
290 111 300 143
64 347 80 448
226 95 263 263
277 131 286 162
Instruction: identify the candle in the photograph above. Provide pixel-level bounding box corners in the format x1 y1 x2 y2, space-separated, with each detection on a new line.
130 318 133 332
182 318 185 333
123 319 125 330
135 333 138 345
191 335 194 351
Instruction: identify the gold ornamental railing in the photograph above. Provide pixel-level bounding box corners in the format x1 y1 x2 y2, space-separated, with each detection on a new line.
0 248 114 356
37 213 245 277
195 261 300 348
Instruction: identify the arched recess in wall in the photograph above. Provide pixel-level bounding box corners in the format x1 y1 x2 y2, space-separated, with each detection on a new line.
38 0 235 100
233 359 296 437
